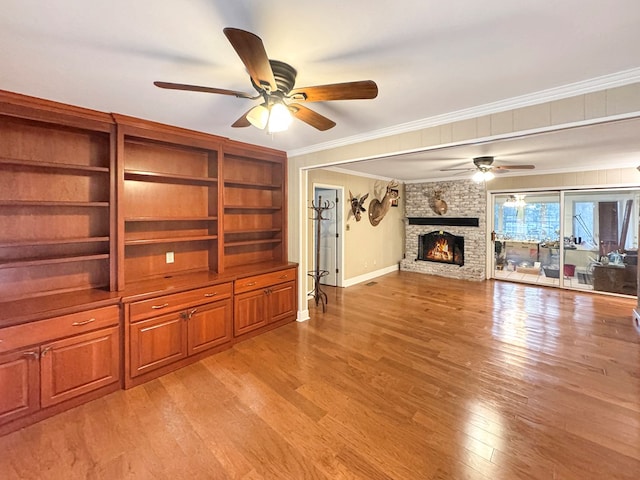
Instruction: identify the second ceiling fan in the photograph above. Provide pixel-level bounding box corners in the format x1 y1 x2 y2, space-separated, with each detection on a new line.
441 156 535 181
154 28 378 132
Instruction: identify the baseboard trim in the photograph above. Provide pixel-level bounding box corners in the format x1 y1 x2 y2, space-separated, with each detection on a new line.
343 264 400 287
297 309 310 322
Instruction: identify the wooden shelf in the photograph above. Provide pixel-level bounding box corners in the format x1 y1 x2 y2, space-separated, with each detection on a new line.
0 200 109 208
224 239 282 248
125 235 218 246
223 205 281 211
0 254 109 270
0 156 109 174
224 179 281 189
0 237 109 248
225 228 281 235
124 169 218 185
0 100 114 300
222 145 286 269
125 217 217 222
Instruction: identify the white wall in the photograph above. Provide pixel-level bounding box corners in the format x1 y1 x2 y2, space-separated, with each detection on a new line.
306 169 405 288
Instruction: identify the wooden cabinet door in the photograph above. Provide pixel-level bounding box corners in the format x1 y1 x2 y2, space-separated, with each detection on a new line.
234 289 268 337
0 348 40 424
40 326 120 408
188 299 232 355
267 281 297 324
129 312 187 378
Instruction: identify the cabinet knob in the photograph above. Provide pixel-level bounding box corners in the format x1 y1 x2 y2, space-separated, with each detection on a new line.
72 318 96 326
204 292 217 297
151 303 169 310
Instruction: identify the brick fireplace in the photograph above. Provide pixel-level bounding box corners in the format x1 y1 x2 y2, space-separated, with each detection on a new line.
400 180 486 281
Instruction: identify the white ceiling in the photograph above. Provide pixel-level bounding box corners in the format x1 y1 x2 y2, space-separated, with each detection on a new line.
329 117 640 182
2 1 640 180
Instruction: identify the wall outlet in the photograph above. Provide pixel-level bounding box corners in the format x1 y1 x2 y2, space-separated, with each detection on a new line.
166 251 174 264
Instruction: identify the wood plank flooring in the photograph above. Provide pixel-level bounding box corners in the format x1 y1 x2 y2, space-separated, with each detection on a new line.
1 271 639 479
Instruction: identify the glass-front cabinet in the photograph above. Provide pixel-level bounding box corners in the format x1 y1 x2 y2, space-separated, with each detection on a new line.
492 188 639 296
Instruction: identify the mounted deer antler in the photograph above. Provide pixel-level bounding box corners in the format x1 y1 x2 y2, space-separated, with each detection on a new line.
368 180 399 226
349 190 369 222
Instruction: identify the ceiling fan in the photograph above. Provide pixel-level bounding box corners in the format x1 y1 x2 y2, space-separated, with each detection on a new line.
154 28 378 133
441 156 535 181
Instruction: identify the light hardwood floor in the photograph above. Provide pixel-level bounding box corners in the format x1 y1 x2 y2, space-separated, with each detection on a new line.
1 271 639 479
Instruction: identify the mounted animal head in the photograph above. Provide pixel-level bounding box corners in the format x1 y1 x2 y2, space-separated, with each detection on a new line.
368 180 399 226
349 190 369 222
431 189 448 215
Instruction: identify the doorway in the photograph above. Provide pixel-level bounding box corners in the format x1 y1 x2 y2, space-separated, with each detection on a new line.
313 185 343 287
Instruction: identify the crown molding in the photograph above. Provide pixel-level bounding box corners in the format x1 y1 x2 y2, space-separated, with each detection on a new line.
320 165 396 182
288 67 640 158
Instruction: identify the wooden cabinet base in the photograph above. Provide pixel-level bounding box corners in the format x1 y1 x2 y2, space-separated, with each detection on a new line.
123 340 233 389
123 311 293 389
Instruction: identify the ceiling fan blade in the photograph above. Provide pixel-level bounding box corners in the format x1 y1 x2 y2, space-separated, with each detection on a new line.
494 165 536 170
154 81 255 99
440 167 474 172
231 110 252 128
289 103 336 131
223 28 277 92
288 80 378 102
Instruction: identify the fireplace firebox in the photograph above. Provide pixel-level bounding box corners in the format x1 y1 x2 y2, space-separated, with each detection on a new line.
417 231 464 266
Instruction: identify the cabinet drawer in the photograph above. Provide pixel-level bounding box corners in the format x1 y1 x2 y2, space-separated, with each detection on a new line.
128 283 233 323
234 268 297 294
0 305 119 354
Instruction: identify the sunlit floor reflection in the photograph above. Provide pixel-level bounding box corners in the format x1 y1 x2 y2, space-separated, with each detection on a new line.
490 281 562 352
494 268 593 291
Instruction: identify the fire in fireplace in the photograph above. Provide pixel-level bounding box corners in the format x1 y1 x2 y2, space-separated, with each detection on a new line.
417 230 464 266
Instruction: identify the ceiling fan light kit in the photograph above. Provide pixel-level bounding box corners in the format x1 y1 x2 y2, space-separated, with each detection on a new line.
154 27 378 133
472 169 495 182
246 100 293 133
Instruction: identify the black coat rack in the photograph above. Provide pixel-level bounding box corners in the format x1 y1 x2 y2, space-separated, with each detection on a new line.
308 196 334 312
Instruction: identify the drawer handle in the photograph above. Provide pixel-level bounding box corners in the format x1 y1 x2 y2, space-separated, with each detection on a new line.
72 318 96 326
245 281 257 286
23 351 39 360
41 346 52 357
151 303 169 310
204 292 217 297
279 274 288 279
188 308 198 319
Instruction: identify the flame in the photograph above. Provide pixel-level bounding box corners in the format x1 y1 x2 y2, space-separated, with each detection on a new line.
427 238 453 261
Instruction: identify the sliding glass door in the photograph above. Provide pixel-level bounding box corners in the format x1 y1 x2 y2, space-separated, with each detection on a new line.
563 189 639 295
492 192 561 286
492 188 639 297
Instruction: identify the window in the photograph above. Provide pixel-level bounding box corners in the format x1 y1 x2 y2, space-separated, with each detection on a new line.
494 195 560 242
